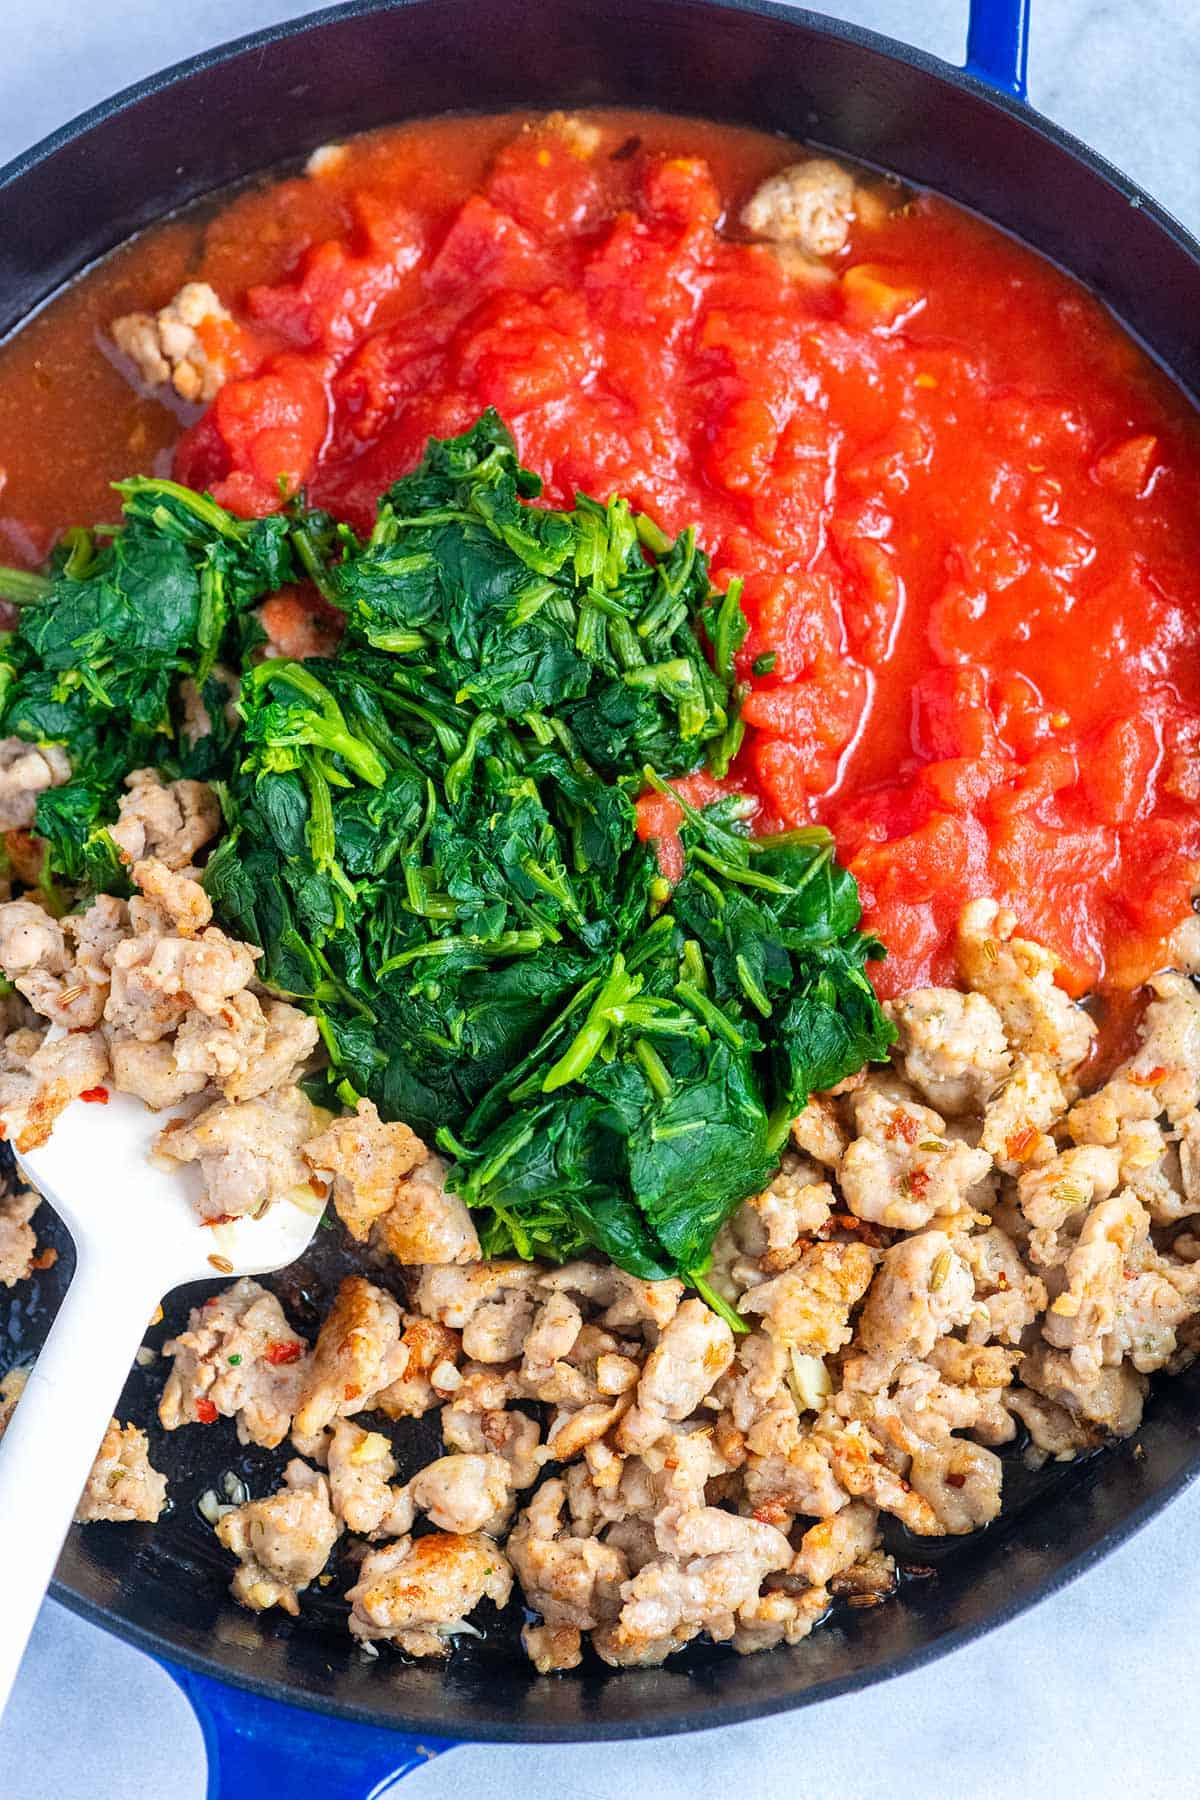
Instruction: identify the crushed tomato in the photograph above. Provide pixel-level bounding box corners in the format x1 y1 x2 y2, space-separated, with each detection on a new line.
3 110 1200 998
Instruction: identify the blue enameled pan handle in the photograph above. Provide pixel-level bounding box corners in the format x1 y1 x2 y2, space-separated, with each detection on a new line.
165 1663 452 1798
155 5 1033 1790
965 0 1031 99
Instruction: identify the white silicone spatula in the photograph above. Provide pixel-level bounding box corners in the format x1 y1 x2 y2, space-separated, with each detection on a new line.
0 1081 325 1718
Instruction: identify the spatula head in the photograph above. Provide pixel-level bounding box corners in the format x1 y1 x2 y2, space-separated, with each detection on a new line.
14 1085 325 1288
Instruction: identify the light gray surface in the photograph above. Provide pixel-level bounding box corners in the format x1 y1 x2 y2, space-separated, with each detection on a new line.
2 3 1198 1797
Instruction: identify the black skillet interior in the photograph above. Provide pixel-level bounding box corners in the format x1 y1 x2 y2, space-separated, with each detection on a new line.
3 0 1200 1741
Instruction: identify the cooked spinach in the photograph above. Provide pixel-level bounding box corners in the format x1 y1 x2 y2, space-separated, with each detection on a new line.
0 410 894 1302
0 480 295 889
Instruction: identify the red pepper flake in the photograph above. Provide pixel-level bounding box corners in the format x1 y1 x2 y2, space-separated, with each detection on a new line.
266 1339 303 1366
901 1563 937 1580
821 1211 886 1248
343 1383 362 1402
31 1247 58 1271
996 1270 1010 1290
902 1167 931 1199
1128 1065 1167 1087
885 1111 920 1146
945 1471 967 1489
0 1122 10 1140
201 1214 237 1228
1006 1125 1040 1162
195 1398 218 1425
80 1086 109 1104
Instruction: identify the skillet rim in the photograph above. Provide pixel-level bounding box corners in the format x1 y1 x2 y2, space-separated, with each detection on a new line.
5 0 1200 1740
3 0 1200 275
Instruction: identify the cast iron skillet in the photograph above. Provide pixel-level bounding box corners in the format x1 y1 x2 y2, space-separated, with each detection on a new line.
4 0 1200 1791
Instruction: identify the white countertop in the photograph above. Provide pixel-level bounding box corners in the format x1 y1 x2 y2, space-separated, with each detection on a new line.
2 3 1198 1795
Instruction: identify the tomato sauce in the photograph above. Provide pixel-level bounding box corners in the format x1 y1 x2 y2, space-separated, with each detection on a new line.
2 109 1199 1000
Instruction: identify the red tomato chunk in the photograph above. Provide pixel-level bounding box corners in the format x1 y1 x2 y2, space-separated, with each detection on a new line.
98 114 1200 998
